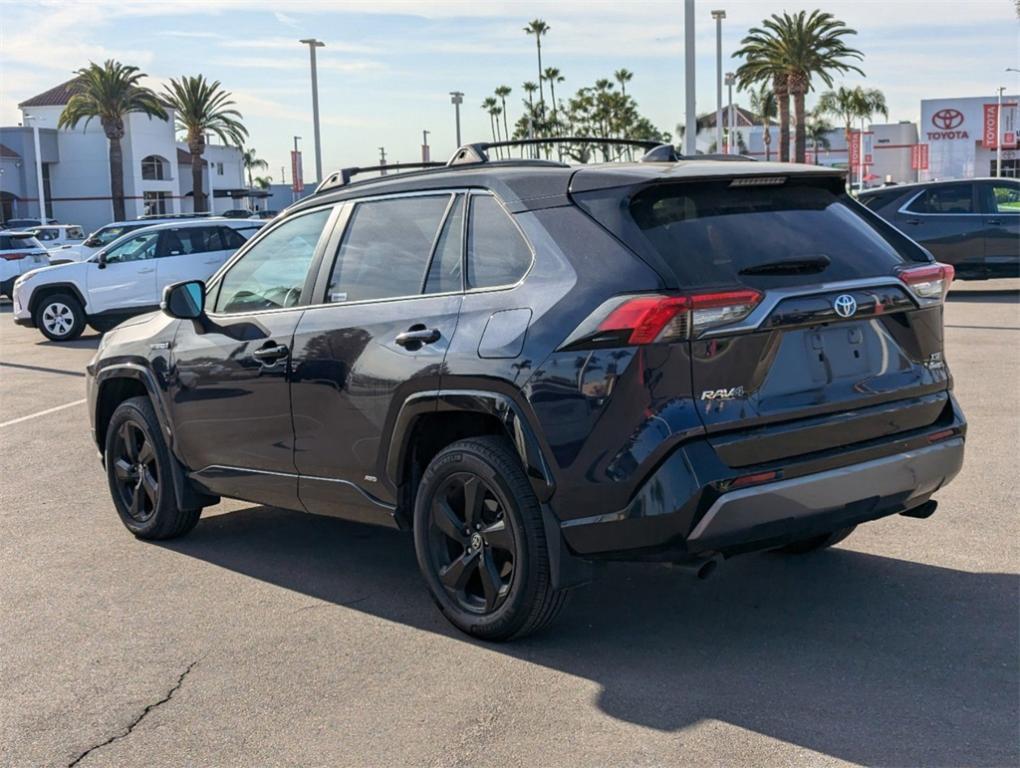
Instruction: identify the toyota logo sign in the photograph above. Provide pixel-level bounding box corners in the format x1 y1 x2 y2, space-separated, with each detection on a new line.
833 294 858 319
932 109 964 130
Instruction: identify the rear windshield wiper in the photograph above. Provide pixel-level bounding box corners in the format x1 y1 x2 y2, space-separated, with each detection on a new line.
739 255 831 276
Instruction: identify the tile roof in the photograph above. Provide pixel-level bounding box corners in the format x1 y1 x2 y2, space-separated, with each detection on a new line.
18 79 83 108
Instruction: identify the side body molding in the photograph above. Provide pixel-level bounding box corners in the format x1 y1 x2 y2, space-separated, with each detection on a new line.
385 388 555 503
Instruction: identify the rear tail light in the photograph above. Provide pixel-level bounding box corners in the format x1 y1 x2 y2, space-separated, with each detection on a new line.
563 289 763 349
899 263 954 301
1 252 29 261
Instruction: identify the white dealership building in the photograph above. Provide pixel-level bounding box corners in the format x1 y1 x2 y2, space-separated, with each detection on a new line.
0 79 247 232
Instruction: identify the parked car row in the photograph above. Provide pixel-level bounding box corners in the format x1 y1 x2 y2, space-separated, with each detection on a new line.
11 218 264 340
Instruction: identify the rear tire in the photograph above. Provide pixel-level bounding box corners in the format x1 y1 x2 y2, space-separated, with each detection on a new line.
104 396 202 540
779 525 856 554
35 293 85 341
413 436 567 641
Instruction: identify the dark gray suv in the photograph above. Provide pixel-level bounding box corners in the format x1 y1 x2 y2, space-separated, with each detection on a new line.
860 178 1019 279
86 139 966 640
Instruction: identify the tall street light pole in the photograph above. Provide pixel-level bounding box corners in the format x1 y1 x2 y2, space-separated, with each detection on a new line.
725 72 735 154
422 130 431 163
683 0 696 156
711 10 726 153
299 39 325 183
450 91 464 149
997 86 1006 178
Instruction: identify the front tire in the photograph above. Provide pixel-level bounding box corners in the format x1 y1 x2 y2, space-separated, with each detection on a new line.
413 436 567 641
104 396 202 540
35 293 85 341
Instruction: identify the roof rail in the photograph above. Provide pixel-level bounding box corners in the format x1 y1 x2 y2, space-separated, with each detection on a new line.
316 161 446 193
449 136 670 165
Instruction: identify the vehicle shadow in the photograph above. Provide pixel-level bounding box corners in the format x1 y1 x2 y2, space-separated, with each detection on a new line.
162 505 1019 767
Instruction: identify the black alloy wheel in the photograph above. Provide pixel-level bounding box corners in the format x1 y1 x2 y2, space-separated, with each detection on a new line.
110 420 160 523
427 472 517 614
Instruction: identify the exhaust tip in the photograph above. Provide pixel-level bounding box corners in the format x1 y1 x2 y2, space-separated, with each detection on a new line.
696 558 719 580
900 500 938 519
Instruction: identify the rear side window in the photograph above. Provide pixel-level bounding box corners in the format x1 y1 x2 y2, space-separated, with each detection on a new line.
161 226 223 256
466 195 532 289
327 195 449 303
425 195 464 294
576 179 917 289
0 235 42 250
906 184 974 214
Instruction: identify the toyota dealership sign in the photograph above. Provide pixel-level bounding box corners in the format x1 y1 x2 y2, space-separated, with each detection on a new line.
920 95 1018 179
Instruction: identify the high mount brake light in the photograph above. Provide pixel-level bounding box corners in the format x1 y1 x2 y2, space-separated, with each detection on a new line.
899 263 954 301
582 289 763 347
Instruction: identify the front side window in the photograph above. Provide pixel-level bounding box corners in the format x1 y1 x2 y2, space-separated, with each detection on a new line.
906 184 974 214
326 195 450 303
160 226 224 257
466 195 532 289
980 181 1020 214
66 226 84 240
34 228 59 241
102 231 160 264
90 225 143 248
213 208 331 314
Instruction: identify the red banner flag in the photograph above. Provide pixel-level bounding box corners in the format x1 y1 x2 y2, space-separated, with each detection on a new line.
983 103 999 149
911 144 929 171
291 150 304 193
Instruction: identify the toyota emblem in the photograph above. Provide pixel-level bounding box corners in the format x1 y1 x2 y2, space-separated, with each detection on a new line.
931 109 964 130
833 294 858 318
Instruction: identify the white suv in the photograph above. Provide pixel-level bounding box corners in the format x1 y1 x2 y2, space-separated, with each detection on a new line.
12 219 264 341
1 231 51 298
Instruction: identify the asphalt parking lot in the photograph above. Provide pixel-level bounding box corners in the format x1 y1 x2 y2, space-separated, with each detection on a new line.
1 282 1017 768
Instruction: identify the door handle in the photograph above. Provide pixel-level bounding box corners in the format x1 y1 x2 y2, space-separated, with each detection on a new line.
904 219 921 226
252 343 290 362
395 327 441 347
139 268 156 274
986 219 1001 225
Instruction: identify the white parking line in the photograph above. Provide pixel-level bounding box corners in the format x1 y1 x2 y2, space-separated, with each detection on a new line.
0 398 86 428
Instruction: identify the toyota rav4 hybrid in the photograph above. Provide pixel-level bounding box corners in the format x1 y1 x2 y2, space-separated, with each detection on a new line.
13 218 263 340
86 140 966 641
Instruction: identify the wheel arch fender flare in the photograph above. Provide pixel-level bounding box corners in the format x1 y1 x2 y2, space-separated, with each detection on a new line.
94 362 216 511
385 388 556 503
28 282 88 315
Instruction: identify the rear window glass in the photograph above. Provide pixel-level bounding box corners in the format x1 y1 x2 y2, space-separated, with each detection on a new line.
576 180 919 289
906 184 973 214
0 235 42 250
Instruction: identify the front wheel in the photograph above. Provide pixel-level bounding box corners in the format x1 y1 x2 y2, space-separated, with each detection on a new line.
35 293 85 341
413 436 567 641
104 396 202 540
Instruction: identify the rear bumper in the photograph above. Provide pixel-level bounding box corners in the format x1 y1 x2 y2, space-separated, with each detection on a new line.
560 397 966 560
686 438 962 550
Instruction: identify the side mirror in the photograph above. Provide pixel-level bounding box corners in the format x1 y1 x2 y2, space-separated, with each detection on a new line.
162 280 206 320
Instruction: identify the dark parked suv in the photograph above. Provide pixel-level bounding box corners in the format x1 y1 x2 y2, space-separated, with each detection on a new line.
87 139 966 640
859 178 1019 279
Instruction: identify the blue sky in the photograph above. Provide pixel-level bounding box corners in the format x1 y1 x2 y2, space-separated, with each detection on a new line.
2 0 1018 183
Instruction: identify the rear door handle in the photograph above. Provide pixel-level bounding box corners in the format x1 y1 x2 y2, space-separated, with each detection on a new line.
904 219 921 226
395 327 441 347
252 343 290 362
138 268 156 274
986 219 1001 226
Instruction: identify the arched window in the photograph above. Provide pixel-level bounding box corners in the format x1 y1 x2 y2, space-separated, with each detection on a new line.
141 155 169 181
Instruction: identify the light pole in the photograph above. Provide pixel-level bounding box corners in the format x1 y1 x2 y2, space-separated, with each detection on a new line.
683 0 696 156
997 86 1006 178
711 10 726 153
379 147 387 175
422 130 431 163
299 39 325 184
449 91 464 149
292 135 301 203
23 115 46 222
724 72 735 154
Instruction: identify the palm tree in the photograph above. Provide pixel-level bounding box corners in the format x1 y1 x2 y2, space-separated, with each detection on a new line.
163 75 247 213
522 81 538 111
543 67 564 128
523 19 550 114
481 96 499 144
495 85 512 146
749 85 777 161
241 147 268 188
817 85 888 147
735 11 864 164
57 60 167 221
805 109 835 164
253 175 273 189
614 68 633 97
